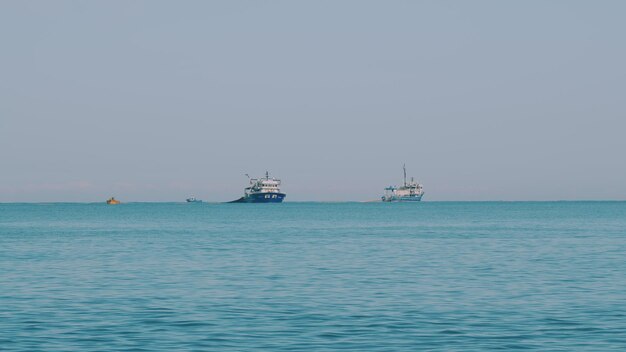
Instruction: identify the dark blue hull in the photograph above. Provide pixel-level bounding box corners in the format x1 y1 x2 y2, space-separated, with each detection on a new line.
229 192 286 203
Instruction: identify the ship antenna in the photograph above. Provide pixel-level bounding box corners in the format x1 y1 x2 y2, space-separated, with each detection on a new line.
403 164 407 187
266 171 269 179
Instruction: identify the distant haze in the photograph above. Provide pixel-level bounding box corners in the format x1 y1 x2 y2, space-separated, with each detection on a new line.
1 1 625 202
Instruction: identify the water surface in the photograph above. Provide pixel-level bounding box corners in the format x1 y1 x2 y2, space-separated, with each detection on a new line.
1 202 625 351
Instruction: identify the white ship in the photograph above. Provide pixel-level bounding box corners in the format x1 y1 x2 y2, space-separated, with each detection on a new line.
382 165 424 202
186 196 202 203
229 172 286 203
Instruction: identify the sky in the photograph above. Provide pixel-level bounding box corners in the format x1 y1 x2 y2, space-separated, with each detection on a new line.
1 1 625 202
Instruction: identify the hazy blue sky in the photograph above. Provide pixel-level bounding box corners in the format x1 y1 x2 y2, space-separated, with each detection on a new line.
1 1 625 201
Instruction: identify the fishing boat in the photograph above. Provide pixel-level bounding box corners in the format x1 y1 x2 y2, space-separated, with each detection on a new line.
106 197 121 205
186 197 202 203
229 171 286 203
381 165 424 202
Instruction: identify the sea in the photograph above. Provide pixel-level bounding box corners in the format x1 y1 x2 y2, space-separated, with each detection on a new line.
1 201 625 351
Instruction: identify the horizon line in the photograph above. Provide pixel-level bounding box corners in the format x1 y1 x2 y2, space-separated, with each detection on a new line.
1 200 625 204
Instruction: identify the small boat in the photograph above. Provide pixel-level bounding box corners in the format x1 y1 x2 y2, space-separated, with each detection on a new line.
106 197 121 205
229 171 286 203
186 197 202 203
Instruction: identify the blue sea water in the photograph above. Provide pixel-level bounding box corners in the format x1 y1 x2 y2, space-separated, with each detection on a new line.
1 201 625 351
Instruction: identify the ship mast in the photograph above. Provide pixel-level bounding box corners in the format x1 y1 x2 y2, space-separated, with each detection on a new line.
403 164 407 187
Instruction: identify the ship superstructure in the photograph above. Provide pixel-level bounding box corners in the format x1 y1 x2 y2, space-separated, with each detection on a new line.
382 165 424 202
229 171 286 203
